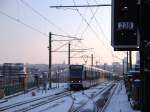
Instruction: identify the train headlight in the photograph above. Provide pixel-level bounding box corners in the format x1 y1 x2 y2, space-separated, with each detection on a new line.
71 81 73 82
79 81 80 82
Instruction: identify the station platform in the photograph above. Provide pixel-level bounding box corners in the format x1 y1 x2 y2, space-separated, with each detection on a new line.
105 82 140 112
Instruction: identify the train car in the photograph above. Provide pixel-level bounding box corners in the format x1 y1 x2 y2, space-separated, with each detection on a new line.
69 65 112 90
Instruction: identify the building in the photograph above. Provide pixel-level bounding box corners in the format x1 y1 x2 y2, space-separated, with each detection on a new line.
0 63 28 96
112 62 123 76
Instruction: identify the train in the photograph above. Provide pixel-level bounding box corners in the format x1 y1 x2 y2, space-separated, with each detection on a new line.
69 64 113 90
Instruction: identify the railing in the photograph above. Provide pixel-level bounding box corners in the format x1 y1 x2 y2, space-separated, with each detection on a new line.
0 81 36 97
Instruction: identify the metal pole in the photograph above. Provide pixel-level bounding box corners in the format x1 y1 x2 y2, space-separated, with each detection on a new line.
123 59 124 76
91 54 93 66
104 63 106 70
129 51 132 70
49 4 111 8
139 1 144 111
49 32 52 88
68 42 71 65
127 51 129 72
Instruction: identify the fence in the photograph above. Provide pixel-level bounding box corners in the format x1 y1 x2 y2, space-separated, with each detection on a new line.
0 77 36 97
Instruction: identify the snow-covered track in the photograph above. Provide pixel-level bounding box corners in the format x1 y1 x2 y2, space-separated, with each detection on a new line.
0 90 70 112
98 83 118 112
70 97 90 112
69 82 114 112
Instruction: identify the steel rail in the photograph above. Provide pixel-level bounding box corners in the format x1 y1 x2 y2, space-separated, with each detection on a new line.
0 90 69 111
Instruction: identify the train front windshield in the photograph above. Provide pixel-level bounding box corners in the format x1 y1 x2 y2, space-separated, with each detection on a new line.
70 65 83 79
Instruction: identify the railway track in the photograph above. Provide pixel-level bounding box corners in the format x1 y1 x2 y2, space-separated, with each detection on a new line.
99 83 118 112
69 82 115 112
0 90 71 112
69 95 90 112
0 82 117 112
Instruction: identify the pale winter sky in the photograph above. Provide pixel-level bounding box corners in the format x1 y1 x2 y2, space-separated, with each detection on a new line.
0 0 133 65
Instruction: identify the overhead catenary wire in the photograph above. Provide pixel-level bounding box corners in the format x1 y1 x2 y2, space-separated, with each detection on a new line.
20 0 90 53
72 0 112 55
50 0 126 62
52 33 81 40
80 2 101 37
49 0 111 48
0 10 80 40
2 0 125 64
1 10 83 45
86 0 126 61
49 0 118 63
61 3 95 56
49 0 112 51
0 8 84 61
20 0 68 35
20 0 83 51
50 0 125 64
53 43 68 51
74 7 88 37
85 0 116 62
68 3 104 62
85 0 110 43
0 10 48 37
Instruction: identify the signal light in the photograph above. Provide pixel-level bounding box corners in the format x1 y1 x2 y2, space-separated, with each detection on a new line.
111 0 139 50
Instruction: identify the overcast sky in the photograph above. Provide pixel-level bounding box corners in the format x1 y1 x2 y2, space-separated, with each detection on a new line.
0 0 130 65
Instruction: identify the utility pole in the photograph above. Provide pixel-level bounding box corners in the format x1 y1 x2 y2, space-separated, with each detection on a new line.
104 63 106 70
91 54 93 66
127 51 129 72
129 51 132 70
48 32 52 89
95 61 98 66
122 59 124 76
139 1 150 111
47 33 82 88
68 42 71 65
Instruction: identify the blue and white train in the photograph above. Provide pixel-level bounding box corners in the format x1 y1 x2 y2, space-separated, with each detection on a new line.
69 65 113 90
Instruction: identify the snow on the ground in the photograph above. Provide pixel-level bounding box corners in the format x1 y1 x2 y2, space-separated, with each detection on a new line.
0 83 68 107
105 82 136 112
80 99 96 112
30 97 72 112
84 81 112 98
0 81 139 112
72 92 89 108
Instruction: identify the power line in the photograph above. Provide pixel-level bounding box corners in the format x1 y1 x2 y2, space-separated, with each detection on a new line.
52 33 81 39
74 7 88 37
53 43 68 51
20 0 68 34
71 48 93 50
0 9 84 56
0 10 48 37
72 0 125 62
92 0 126 57
49 0 115 62
85 0 126 60
20 0 83 49
72 0 111 54
86 0 110 43
80 1 100 37
85 0 115 58
0 10 81 40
